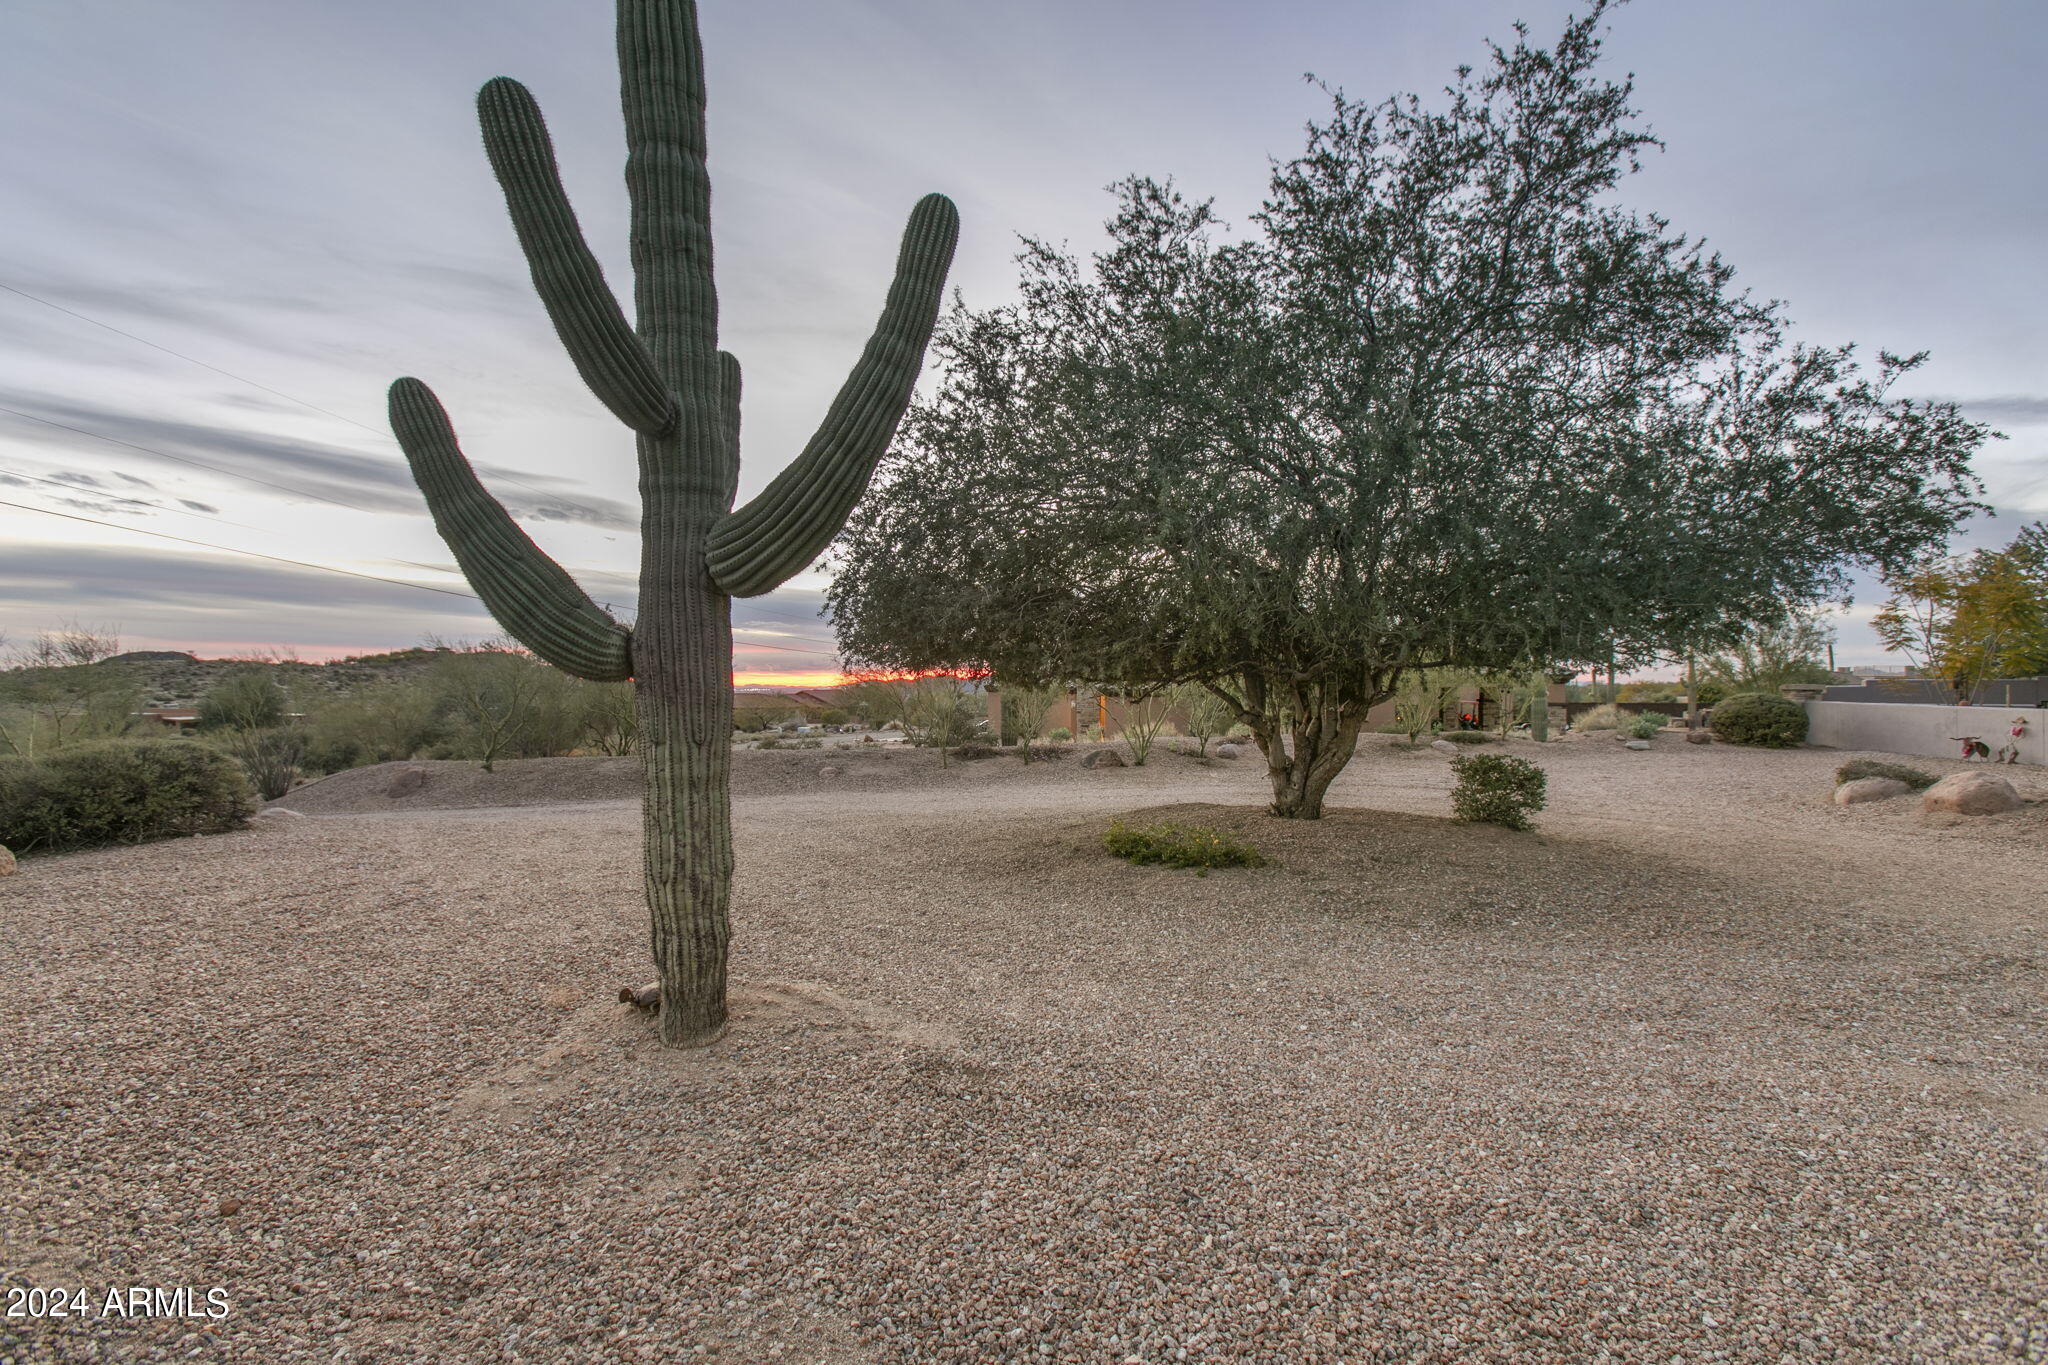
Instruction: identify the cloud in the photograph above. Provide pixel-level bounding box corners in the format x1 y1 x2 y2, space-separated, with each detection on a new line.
0 542 492 647
1933 395 2048 425
0 391 638 530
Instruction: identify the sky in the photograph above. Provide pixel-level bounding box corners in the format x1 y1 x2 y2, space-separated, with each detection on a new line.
0 0 2042 682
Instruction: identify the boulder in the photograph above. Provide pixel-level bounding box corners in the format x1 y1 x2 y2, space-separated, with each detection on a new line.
1624 739 1651 751
0 845 15 876
1429 739 1460 756
1214 744 1241 760
1080 749 1126 769
1683 730 1712 745
818 765 841 778
1921 771 2023 816
1834 777 1909 806
385 765 428 798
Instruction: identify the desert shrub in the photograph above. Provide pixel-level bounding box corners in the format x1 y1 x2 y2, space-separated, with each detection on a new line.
1449 753 1547 831
1577 703 1625 731
196 667 287 732
1623 712 1665 740
303 680 443 773
221 726 308 800
0 739 255 852
1709 692 1808 748
1834 758 1936 789
950 744 999 761
1103 819 1266 870
1047 727 1072 742
1441 730 1492 744
755 736 783 750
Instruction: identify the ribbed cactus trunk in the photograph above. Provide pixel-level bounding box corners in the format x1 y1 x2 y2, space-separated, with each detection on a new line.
386 0 956 1046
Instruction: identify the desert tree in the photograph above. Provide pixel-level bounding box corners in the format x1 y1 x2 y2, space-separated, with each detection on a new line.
1170 682 1235 756
1873 522 2048 695
382 0 956 1044
995 680 1061 759
830 4 1986 818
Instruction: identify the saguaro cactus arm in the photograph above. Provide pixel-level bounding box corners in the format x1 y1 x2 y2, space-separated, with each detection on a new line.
389 377 634 681
706 192 960 598
478 77 677 436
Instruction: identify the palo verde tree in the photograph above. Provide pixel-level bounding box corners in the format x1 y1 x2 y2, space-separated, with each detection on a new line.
386 0 957 1044
829 4 1986 818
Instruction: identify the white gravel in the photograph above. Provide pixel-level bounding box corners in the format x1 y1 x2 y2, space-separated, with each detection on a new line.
2 738 2044 1363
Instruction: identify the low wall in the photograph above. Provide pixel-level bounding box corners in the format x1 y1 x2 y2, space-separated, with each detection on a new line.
1803 701 2044 766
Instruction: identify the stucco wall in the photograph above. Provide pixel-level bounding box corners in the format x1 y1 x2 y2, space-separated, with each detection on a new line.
1803 701 2044 766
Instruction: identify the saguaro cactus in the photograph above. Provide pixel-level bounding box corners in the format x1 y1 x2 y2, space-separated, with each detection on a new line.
387 0 958 1046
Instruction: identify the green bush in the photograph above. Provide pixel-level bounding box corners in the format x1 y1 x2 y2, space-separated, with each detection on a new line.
1623 712 1665 740
1047 727 1072 742
1441 730 1492 744
1449 753 1547 831
0 740 255 852
1834 758 1936 790
1709 692 1808 748
1103 819 1266 871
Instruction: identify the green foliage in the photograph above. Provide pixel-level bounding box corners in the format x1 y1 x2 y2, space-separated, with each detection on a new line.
1448 753 1548 831
1709 692 1809 748
1103 819 1267 870
0 634 141 758
1116 693 1173 766
828 5 1986 824
996 681 1062 755
1700 607 1838 698
1440 730 1492 744
303 680 441 773
1874 522 2048 693
220 727 308 801
1834 758 1936 790
1047 727 1073 742
196 667 288 732
1623 712 1665 740
1169 683 1237 756
1693 677 1732 709
901 678 984 763
0 740 254 853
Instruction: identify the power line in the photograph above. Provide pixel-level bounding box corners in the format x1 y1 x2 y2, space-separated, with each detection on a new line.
0 404 398 517
0 462 269 534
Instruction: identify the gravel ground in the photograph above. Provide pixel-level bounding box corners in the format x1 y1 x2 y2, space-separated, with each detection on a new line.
2 739 2043 1363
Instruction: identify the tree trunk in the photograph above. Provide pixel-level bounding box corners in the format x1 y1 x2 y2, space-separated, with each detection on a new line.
1684 655 1699 730
635 423 736 1050
1255 702 1364 820
1527 671 1549 742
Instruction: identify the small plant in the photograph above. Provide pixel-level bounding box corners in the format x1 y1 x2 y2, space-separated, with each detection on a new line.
1709 692 1809 748
222 726 309 801
1448 753 1547 831
1834 758 1936 789
1103 819 1266 870
1623 712 1664 740
1047 727 1072 742
1441 730 1492 745
0 740 255 852
1577 703 1625 731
